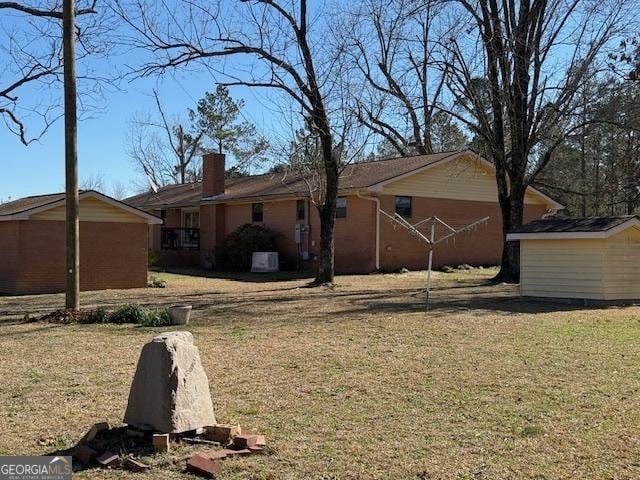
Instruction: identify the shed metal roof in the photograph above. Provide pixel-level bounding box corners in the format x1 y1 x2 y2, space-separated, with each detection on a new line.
507 215 640 240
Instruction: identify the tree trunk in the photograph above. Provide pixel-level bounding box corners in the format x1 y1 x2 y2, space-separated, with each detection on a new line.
178 125 186 184
63 0 79 310
315 135 338 284
496 182 525 284
317 204 336 284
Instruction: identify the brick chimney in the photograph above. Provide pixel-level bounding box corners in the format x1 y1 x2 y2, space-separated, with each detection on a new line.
202 153 225 198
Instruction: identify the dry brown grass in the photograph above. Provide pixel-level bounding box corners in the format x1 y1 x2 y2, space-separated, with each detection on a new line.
1 268 639 479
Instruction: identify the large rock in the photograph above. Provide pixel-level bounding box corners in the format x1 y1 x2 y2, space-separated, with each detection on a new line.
123 331 216 433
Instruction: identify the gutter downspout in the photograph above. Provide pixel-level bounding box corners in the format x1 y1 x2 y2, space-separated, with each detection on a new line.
356 191 380 271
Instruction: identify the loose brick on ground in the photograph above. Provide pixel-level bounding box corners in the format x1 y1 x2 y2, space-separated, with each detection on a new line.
73 445 98 465
80 422 109 444
96 451 120 468
204 424 241 444
124 457 150 473
197 449 229 461
233 434 258 449
186 454 222 478
225 448 252 457
152 433 170 452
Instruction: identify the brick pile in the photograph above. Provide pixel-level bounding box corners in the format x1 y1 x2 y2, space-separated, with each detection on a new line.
71 420 267 478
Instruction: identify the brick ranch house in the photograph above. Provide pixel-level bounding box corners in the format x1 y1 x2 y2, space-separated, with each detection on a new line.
125 150 563 273
0 190 161 295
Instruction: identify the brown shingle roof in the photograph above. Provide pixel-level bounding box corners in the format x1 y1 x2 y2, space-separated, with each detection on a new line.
125 150 460 209
0 192 67 216
510 215 639 234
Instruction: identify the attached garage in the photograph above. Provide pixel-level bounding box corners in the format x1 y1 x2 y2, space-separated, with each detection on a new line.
0 190 161 295
507 216 640 302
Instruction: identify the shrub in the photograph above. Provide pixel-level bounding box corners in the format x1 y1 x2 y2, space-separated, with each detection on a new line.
109 304 148 324
214 223 281 271
148 275 167 288
92 307 110 323
141 309 172 327
40 304 174 326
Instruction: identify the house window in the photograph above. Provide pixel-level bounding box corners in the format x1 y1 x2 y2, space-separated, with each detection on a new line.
336 197 347 218
252 203 264 222
395 196 412 218
296 199 306 221
183 210 200 228
160 209 167 221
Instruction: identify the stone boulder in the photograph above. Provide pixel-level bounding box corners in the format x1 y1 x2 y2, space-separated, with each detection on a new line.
123 331 216 433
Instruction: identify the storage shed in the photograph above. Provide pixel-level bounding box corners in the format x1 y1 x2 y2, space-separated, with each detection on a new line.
507 216 640 301
0 190 161 295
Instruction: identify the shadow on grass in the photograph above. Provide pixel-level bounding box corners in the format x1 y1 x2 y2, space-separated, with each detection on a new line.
44 426 156 474
0 278 625 327
155 266 315 283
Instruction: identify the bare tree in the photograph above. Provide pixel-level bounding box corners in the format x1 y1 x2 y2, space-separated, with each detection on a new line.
127 90 205 187
441 0 631 282
0 1 110 144
109 180 130 199
347 0 464 156
115 0 354 284
80 173 105 191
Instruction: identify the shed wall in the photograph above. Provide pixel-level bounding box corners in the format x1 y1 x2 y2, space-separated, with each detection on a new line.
520 239 606 299
603 227 640 300
11 220 148 295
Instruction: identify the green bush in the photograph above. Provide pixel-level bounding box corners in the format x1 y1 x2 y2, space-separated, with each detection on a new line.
214 223 281 271
141 309 172 327
148 275 167 288
109 304 148 324
92 307 110 323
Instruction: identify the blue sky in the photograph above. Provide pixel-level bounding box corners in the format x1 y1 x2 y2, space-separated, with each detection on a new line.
1 0 329 202
0 67 281 201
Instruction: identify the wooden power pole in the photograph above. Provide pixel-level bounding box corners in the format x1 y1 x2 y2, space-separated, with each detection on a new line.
63 0 79 309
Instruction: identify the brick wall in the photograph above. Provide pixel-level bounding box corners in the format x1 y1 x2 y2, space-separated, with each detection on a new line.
10 220 148 295
0 222 19 293
196 194 548 275
224 200 307 269
333 196 377 273
377 195 547 271
221 196 376 273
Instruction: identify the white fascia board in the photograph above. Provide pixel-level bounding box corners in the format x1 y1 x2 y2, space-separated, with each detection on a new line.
507 232 607 240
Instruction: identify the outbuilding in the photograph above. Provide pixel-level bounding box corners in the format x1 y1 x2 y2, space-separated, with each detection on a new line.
507 216 640 302
0 190 161 295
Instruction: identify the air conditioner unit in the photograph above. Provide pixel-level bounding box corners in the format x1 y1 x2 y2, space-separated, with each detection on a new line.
251 252 279 272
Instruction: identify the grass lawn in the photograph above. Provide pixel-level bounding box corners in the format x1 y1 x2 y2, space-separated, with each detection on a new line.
0 268 639 479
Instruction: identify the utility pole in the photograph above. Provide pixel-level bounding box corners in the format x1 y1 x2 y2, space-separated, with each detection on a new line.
63 0 79 309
